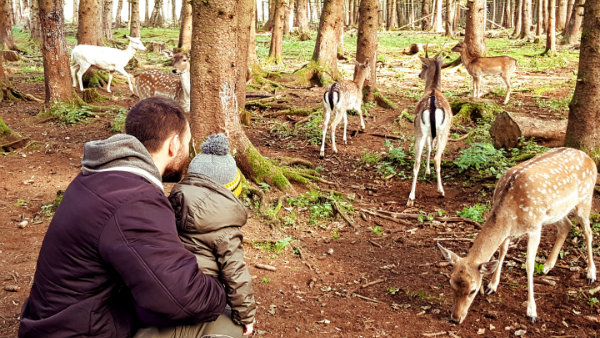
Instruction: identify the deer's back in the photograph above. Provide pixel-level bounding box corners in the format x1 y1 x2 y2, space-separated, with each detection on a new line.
491 147 596 232
71 45 131 69
335 80 362 107
136 70 183 101
468 56 517 76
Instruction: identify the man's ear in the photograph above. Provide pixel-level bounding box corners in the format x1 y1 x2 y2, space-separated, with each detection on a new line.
168 134 180 157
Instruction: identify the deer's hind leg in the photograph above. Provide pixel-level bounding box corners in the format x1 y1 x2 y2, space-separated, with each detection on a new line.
501 74 512 104
543 218 571 275
574 198 596 283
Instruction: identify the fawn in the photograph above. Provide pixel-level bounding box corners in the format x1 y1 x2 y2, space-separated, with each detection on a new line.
135 53 190 112
438 147 597 323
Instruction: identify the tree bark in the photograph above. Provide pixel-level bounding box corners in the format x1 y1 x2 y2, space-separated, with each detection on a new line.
513 0 523 36
73 0 79 25
115 0 123 26
144 0 148 23
171 0 176 25
561 0 584 44
129 0 140 37
465 0 487 57
263 0 275 30
38 0 74 102
490 112 567 149
102 0 114 40
77 0 102 45
149 0 164 27
0 0 18 50
191 0 294 190
30 0 42 41
520 0 533 39
178 0 192 50
504 0 513 27
556 0 567 30
296 0 309 32
536 0 545 35
283 0 291 33
430 0 444 32
268 0 286 63
564 0 600 164
311 0 344 78
248 0 258 65
545 0 556 54
445 0 456 36
386 0 398 29
356 0 378 102
421 0 432 29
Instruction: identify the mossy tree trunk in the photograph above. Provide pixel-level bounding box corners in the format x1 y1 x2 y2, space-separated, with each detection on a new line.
1 0 19 50
191 0 296 191
565 0 600 164
465 0 487 57
130 0 141 37
177 0 192 51
356 0 378 102
77 0 102 45
268 0 286 64
39 0 74 102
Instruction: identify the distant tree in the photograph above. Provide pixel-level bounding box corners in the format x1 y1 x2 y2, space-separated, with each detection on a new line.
73 0 78 25
129 0 140 37
30 0 42 41
1 0 19 50
148 0 164 27
557 0 567 30
544 0 556 54
77 0 102 45
102 0 114 40
171 0 177 26
115 0 124 27
565 0 600 163
309 0 344 82
38 0 74 102
295 0 309 32
536 0 545 35
178 0 192 51
247 0 259 66
464 0 487 57
520 0 534 40
562 0 584 44
386 0 398 29
421 0 431 30
512 0 523 37
430 0 444 32
356 0 378 101
268 0 286 64
445 0 456 36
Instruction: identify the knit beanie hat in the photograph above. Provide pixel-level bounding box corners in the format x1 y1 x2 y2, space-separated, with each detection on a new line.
188 133 242 197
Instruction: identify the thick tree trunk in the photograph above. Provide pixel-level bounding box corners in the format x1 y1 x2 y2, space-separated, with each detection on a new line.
178 0 191 50
386 0 398 29
490 112 567 149
565 0 600 164
356 0 378 102
191 0 294 190
421 0 431 30
445 0 456 36
513 0 523 36
30 0 42 41
562 0 584 44
545 0 556 54
38 0 74 102
311 0 344 78
430 0 444 32
268 0 286 63
149 0 164 27
296 0 309 32
115 0 123 26
465 0 487 57
77 0 102 45
556 0 567 30
537 0 545 35
102 0 114 40
129 0 140 37
520 0 533 39
1 0 18 50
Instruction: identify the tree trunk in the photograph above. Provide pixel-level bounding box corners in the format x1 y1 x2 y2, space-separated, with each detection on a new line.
556 0 567 30
386 0 398 29
430 0 444 32
564 0 600 164
263 0 276 30
178 0 192 50
490 112 567 149
536 0 545 35
77 0 102 45
283 0 292 33
0 0 18 50
38 0 74 102
191 0 295 190
445 0 456 36
102 0 114 40
356 0 378 102
513 0 523 36
144 0 148 23
115 0 123 26
171 0 176 25
465 0 487 57
545 0 556 54
565 0 574 24
561 0 584 44
248 0 258 66
73 0 79 25
310 0 344 79
30 0 42 41
504 0 513 27
421 0 431 30
268 0 286 64
296 0 309 32
335 0 344 55
520 0 533 39
129 0 140 37
149 0 164 27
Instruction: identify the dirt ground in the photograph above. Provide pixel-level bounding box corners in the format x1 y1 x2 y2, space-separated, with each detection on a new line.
1 55 600 338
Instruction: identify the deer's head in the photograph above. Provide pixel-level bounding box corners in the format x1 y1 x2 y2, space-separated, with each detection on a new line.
437 243 498 324
126 35 147 51
172 53 190 75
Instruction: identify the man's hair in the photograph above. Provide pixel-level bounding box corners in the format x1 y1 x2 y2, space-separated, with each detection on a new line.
125 97 189 153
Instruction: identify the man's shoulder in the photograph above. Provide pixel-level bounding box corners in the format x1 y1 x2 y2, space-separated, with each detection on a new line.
77 171 167 206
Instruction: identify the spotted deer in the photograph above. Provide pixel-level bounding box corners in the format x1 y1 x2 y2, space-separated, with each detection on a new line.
451 41 517 104
406 52 452 207
135 53 190 112
438 147 597 324
319 61 371 158
70 35 147 93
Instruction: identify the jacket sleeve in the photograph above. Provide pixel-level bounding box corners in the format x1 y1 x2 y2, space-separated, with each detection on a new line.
213 227 256 326
98 194 226 326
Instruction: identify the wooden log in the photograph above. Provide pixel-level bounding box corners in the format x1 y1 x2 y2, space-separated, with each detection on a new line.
489 111 568 149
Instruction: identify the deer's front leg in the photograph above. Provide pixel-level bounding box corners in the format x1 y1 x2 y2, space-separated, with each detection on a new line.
486 238 509 294
525 231 541 323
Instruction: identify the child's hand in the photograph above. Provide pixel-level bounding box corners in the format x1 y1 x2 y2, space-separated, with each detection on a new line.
243 323 254 336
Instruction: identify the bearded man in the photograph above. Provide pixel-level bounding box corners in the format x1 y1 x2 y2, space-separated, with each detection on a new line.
19 97 244 338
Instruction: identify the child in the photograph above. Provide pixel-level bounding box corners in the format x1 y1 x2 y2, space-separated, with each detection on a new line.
169 133 255 336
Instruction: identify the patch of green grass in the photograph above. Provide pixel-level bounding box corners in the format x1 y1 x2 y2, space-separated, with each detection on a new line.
286 189 354 225
40 103 95 125
110 108 128 132
406 290 434 300
534 262 545 275
17 66 44 74
253 236 293 254
360 150 381 166
372 226 383 235
457 204 488 223
453 142 509 178
261 277 271 284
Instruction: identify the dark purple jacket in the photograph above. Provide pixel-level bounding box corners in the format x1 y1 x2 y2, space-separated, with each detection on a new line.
19 135 226 338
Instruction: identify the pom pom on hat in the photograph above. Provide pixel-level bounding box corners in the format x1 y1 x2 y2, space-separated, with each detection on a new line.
201 133 230 156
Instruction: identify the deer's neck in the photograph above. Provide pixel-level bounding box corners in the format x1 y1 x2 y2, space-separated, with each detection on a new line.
124 44 137 58
181 70 191 98
425 64 442 93
466 217 511 264
460 49 475 67
355 72 369 92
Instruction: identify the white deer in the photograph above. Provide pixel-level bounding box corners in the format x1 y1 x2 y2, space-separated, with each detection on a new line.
438 147 597 324
135 53 190 112
70 35 146 93
320 61 371 158
406 51 452 207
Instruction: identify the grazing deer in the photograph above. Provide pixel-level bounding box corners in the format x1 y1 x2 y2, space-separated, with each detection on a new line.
438 147 597 324
70 35 147 93
135 53 191 112
451 41 517 104
319 61 371 158
406 52 452 207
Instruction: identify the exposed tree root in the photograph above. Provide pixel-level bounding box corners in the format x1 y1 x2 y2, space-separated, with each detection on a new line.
0 80 42 102
82 88 108 104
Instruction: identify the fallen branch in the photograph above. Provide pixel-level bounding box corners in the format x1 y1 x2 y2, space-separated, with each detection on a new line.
367 239 382 248
368 132 404 140
433 237 474 242
422 332 447 337
254 263 277 271
360 208 412 226
361 278 385 289
333 201 356 230
352 293 382 304
360 208 482 229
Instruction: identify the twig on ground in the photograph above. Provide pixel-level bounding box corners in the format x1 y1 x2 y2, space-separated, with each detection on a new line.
332 201 356 230
361 278 385 289
367 239 382 248
433 237 474 242
254 263 277 271
352 293 382 304
422 331 448 337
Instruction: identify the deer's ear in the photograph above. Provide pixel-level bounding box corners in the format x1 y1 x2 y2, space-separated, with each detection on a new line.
419 56 427 64
437 243 461 266
478 261 499 275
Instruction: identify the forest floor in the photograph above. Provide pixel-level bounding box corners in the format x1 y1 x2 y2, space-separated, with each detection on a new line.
1 29 600 338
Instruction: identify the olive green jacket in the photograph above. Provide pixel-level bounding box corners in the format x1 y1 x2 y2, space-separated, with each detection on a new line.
168 174 256 326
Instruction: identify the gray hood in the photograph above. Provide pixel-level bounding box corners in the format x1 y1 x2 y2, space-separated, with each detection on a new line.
81 134 163 191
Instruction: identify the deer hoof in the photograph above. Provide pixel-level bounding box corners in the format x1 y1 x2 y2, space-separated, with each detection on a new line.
484 286 496 295
406 199 414 207
587 277 596 284
527 315 537 323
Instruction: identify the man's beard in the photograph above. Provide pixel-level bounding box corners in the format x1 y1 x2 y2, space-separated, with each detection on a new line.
162 149 188 183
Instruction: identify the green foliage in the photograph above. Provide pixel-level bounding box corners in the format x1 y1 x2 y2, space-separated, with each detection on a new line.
40 191 64 218
453 143 509 178
406 290 434 300
457 204 488 223
261 277 271 284
0 117 12 136
534 262 545 275
360 150 381 165
253 236 293 254
387 287 400 295
110 108 128 132
286 189 354 225
372 226 383 235
41 103 95 125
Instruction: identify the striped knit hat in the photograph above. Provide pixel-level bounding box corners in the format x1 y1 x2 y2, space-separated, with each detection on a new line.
187 133 242 197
